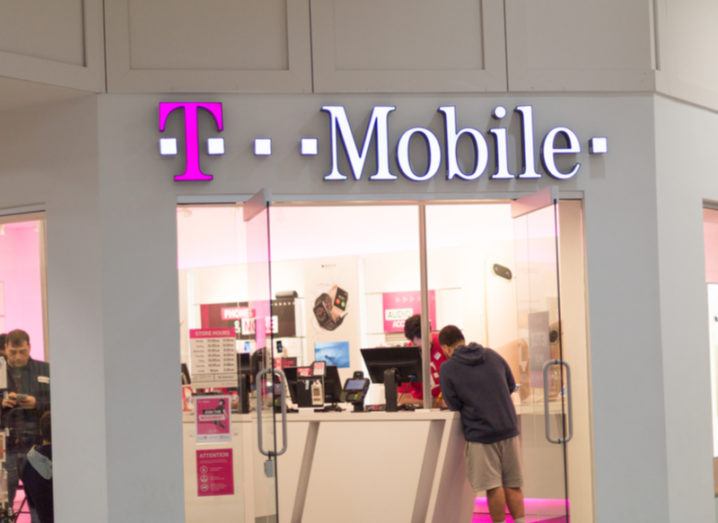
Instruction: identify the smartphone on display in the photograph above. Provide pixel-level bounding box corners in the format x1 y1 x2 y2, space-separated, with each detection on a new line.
333 286 348 311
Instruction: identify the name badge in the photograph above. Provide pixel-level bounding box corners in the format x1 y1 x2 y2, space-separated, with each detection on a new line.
37 376 50 384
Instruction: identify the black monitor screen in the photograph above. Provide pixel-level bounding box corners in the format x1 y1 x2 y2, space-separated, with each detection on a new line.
324 366 342 404
344 378 367 392
237 352 250 371
282 367 298 404
282 366 340 405
360 347 422 385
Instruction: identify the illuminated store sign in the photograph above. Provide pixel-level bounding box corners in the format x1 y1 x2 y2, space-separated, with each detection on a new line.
158 102 607 182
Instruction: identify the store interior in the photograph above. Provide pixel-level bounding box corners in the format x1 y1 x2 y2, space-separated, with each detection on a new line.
178 204 529 395
176 199 592 522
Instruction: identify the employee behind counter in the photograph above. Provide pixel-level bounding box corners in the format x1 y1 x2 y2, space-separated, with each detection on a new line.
397 315 448 408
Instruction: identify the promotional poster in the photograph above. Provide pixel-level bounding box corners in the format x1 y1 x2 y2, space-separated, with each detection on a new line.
196 449 234 497
195 395 231 443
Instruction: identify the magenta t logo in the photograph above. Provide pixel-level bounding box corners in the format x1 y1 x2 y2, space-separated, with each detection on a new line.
158 102 224 182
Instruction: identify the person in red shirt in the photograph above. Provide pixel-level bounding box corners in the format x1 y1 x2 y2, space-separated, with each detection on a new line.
398 314 448 407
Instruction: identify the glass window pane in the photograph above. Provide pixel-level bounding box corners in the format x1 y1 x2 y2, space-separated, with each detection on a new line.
268 205 421 405
0 215 51 518
177 204 279 522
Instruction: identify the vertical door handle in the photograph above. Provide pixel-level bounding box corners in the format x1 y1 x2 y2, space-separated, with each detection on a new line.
256 368 289 457
542 359 574 444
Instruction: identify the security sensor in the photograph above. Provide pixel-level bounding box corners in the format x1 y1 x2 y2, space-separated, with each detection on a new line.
493 263 513 280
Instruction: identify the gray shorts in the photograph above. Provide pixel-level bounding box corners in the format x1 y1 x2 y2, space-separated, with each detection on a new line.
465 436 523 492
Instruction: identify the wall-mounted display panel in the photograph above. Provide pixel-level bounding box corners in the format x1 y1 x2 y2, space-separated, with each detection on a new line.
0 0 104 91
310 0 507 93
505 0 655 92
106 0 312 93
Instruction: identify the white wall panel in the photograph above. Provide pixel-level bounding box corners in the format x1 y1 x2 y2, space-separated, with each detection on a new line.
105 0 312 93
654 0 718 111
0 98 109 521
311 0 506 93
0 0 84 66
653 96 718 523
506 1 655 91
0 0 105 91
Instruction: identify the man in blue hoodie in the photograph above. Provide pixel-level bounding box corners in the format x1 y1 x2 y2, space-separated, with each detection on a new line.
438 325 524 523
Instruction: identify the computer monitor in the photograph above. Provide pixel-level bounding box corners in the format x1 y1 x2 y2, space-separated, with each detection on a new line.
360 347 423 412
236 352 251 413
282 366 341 406
323 365 342 404
282 367 299 404
237 352 250 371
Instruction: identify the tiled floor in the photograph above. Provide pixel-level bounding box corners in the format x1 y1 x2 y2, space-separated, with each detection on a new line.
12 492 31 522
472 497 568 523
472 517 566 523
9 493 571 522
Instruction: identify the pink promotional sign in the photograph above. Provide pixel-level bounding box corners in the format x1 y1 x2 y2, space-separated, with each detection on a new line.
189 328 234 339
220 306 251 321
195 395 231 443
196 449 234 497
382 290 437 334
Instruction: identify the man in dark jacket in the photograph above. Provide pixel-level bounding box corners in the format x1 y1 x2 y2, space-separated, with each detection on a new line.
1 329 50 515
438 325 524 523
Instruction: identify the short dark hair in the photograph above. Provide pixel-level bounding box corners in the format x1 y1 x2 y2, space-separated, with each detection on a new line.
403 314 421 341
6 329 30 347
438 325 465 347
39 411 51 442
0 333 6 349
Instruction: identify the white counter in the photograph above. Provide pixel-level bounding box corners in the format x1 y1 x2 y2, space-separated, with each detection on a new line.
184 409 475 523
184 402 568 522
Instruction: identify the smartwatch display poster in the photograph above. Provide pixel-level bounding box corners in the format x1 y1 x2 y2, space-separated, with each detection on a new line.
313 284 348 331
382 290 437 334
196 449 234 497
314 341 350 368
189 329 237 390
195 395 231 443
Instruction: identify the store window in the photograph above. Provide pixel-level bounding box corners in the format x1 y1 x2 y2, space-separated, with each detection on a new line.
703 207 718 495
177 203 423 522
0 214 51 521
268 204 421 404
176 203 424 402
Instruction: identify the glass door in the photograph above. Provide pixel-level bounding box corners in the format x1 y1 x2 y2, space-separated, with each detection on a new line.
177 195 284 523
243 190 285 523
512 188 571 521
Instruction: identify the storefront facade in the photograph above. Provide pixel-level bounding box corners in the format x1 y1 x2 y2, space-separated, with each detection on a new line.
1 2 718 522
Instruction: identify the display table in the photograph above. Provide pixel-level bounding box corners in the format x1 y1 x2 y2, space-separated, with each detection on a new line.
183 410 476 523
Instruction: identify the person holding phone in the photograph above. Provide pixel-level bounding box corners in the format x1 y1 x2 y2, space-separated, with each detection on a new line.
1 329 50 516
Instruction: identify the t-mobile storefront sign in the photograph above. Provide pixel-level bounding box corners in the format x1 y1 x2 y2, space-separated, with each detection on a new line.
158 102 607 182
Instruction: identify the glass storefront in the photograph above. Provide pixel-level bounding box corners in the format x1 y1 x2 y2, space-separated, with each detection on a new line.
176 196 587 522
